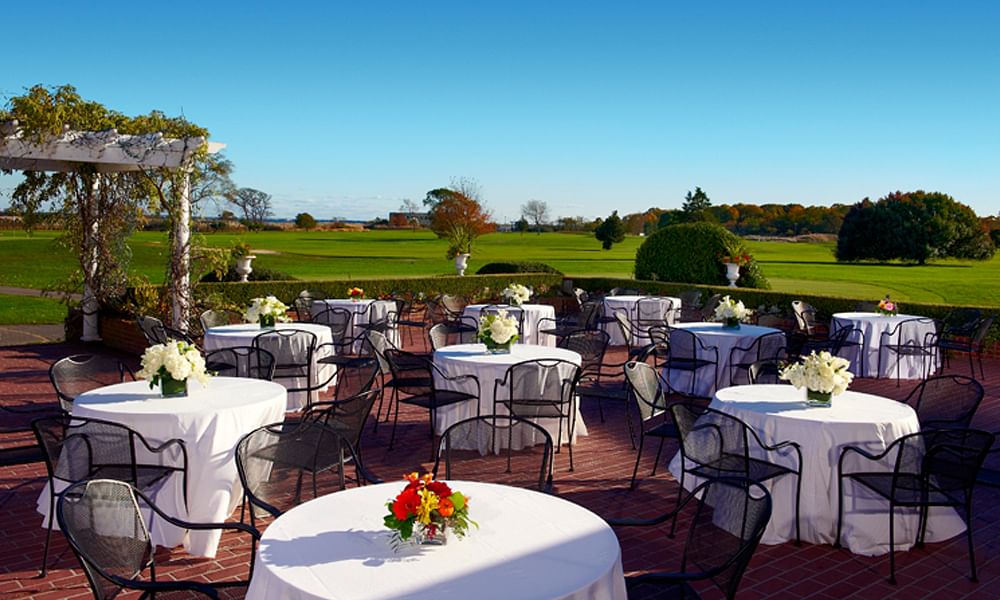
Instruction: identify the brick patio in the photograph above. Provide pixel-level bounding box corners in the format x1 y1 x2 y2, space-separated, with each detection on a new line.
1 337 999 599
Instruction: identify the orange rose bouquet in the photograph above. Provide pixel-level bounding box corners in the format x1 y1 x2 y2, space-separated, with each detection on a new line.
384 473 475 546
347 287 365 301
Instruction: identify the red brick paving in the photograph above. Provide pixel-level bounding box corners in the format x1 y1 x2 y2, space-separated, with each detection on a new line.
2 337 1000 599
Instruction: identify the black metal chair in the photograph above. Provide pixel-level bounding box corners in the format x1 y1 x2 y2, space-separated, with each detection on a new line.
302 386 381 457
382 348 481 452
393 297 426 346
700 293 724 321
727 331 786 386
49 354 135 413
562 329 629 426
198 308 241 332
876 317 937 385
931 314 993 380
836 429 995 584
494 358 581 471
428 319 480 351
312 307 375 370
537 300 602 341
677 289 703 322
204 346 276 380
608 477 772 600
294 289 325 322
791 300 829 339
136 315 166 345
664 327 720 398
253 329 335 410
623 361 690 490
433 415 554 493
57 479 260 600
902 375 984 431
32 415 189 577
235 420 378 526
632 296 675 335
671 403 802 544
748 359 785 384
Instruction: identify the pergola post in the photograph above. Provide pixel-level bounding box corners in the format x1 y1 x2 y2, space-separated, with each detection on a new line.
171 171 192 331
80 174 101 342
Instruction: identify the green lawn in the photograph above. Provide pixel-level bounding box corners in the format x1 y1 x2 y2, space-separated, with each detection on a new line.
0 293 68 325
1 229 997 308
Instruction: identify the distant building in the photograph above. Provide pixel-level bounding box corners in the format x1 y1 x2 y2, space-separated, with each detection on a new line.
388 211 432 227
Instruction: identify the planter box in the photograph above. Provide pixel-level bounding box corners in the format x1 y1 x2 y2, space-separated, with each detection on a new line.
99 314 148 356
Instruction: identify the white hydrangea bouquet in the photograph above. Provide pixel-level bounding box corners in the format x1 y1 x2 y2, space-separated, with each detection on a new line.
780 351 854 407
713 295 753 328
501 283 531 307
244 295 290 328
137 340 211 397
478 309 520 354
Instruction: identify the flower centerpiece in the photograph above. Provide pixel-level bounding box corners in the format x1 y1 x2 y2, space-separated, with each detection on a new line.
348 287 365 302
779 351 854 407
876 295 898 316
719 243 752 288
137 340 211 397
384 472 475 547
478 309 519 353
244 296 290 328
712 295 753 329
501 283 531 306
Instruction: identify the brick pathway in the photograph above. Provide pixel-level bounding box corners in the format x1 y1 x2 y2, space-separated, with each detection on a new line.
1 337 999 599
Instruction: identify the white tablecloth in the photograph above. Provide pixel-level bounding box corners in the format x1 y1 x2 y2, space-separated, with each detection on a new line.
204 323 334 410
245 481 626 600
312 299 401 348
601 295 681 345
37 377 286 557
462 303 557 347
667 385 966 555
664 322 781 397
432 344 587 448
831 312 938 379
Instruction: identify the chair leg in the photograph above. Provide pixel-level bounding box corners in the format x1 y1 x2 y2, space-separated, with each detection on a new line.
888 502 897 585
39 491 55 577
388 391 401 450
966 498 978 582
650 437 666 476
834 474 844 549
669 467 684 538
794 472 802 546
629 435 646 490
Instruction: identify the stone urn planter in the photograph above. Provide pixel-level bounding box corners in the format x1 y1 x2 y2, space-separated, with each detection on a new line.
724 262 740 288
454 253 470 277
235 255 257 282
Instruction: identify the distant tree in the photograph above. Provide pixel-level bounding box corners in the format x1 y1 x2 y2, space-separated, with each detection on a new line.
657 209 684 230
521 200 550 233
400 198 421 213
295 212 317 229
228 187 272 230
219 209 237 221
514 217 530 233
388 213 410 227
682 187 712 222
595 210 626 250
429 187 495 258
837 191 995 264
424 176 483 209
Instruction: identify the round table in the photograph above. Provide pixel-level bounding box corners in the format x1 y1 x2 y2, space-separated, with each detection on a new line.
601 295 681 345
832 312 938 379
462 303 557 347
668 384 966 555
245 481 627 600
204 323 334 410
432 343 587 448
37 377 286 557
312 299 401 348
664 322 781 397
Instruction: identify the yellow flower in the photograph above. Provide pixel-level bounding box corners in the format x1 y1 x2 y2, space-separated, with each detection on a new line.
416 488 440 524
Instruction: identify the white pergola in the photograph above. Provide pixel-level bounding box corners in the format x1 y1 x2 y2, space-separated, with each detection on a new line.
0 120 225 341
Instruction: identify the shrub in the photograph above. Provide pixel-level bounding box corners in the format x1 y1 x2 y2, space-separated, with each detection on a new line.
476 261 563 275
634 222 769 289
199 265 296 282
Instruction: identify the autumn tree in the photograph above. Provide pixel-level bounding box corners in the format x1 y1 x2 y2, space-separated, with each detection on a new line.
429 187 495 258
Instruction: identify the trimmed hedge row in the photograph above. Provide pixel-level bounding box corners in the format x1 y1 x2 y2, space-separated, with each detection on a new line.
193 273 565 309
571 276 1000 343
476 261 563 275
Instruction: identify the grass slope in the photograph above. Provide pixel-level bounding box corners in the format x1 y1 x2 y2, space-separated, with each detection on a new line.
0 294 68 325
2 229 997 307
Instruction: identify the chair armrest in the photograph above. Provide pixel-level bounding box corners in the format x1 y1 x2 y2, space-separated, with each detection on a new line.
116 577 220 598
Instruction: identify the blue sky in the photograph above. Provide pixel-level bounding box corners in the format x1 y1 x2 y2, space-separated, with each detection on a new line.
2 1 998 220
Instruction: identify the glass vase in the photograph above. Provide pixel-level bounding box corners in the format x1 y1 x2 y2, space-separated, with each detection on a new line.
160 375 188 397
259 314 276 328
483 340 513 354
806 389 832 407
722 317 741 330
413 521 447 545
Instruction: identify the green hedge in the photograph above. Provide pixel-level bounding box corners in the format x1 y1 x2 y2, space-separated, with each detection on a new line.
571 276 1000 343
475 261 563 275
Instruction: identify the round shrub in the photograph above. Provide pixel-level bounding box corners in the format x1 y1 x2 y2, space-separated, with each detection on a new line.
634 222 769 289
200 265 296 282
476 261 563 275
